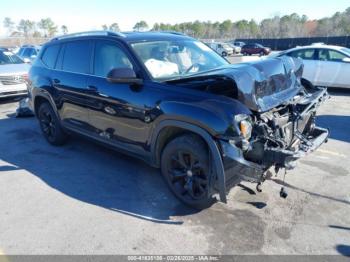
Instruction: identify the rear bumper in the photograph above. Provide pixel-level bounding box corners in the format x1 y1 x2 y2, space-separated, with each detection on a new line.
217 125 329 198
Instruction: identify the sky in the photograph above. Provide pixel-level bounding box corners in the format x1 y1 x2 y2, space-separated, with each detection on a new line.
0 0 349 35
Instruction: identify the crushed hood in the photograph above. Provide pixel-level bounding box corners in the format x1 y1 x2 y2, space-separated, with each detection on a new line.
168 57 304 112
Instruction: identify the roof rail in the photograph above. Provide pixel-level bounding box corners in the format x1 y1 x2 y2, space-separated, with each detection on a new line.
153 30 187 36
122 30 187 36
51 31 125 41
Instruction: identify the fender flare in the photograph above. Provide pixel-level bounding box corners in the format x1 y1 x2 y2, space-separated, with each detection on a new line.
151 120 227 203
33 89 60 119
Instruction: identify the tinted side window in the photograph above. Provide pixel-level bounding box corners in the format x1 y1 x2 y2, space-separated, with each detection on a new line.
41 44 60 68
62 41 92 74
288 49 315 60
93 41 133 77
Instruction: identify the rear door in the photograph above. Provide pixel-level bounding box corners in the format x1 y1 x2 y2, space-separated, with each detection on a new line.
51 40 92 131
316 49 350 88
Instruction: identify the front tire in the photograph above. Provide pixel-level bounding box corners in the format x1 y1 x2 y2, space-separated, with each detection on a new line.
161 134 216 209
38 102 67 146
222 51 227 57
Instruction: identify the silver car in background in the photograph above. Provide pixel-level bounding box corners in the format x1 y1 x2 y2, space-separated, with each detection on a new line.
0 49 30 98
226 42 241 54
206 42 234 57
278 44 350 89
17 45 41 63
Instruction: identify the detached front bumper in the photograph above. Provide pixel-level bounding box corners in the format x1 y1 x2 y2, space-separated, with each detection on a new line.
216 125 329 202
263 126 329 169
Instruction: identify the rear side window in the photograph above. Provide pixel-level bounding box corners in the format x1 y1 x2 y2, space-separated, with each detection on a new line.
287 49 315 60
62 41 92 74
41 44 60 68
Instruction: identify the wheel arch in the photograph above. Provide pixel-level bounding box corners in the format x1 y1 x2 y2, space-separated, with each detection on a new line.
151 120 227 202
33 92 59 119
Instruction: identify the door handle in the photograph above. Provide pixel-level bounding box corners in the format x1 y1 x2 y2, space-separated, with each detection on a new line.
53 78 60 84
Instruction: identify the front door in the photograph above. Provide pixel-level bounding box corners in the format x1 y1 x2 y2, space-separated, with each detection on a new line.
85 40 155 155
317 49 350 88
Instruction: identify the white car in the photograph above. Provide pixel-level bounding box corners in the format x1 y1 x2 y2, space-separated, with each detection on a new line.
207 42 234 57
278 44 350 88
226 43 241 54
0 49 30 98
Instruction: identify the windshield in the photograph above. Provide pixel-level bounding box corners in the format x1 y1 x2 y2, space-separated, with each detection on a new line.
340 48 350 56
0 51 24 65
222 44 231 49
131 40 229 81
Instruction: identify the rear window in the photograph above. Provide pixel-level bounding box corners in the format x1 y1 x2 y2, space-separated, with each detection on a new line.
22 48 37 57
41 44 60 68
62 41 91 74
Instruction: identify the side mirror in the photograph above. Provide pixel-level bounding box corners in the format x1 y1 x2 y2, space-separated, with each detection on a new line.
342 57 350 63
107 68 143 85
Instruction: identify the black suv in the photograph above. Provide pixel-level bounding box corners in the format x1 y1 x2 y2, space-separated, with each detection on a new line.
28 31 329 209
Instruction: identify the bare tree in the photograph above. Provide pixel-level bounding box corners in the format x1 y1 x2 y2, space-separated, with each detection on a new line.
17 19 36 37
38 18 57 37
3 17 15 36
133 21 148 32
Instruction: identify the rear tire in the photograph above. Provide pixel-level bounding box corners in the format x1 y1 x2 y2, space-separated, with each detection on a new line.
161 134 216 209
38 102 67 146
222 51 227 57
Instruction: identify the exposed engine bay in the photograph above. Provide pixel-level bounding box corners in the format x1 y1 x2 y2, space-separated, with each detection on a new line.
245 84 329 170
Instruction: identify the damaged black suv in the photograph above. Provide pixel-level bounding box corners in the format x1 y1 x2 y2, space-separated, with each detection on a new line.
28 31 329 209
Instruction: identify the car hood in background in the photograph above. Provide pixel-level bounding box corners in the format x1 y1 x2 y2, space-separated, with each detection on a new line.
0 63 31 76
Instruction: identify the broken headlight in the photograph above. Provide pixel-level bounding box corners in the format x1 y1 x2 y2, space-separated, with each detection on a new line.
235 114 252 140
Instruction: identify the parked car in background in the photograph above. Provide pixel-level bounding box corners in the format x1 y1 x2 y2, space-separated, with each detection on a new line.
241 43 271 56
232 41 245 48
17 45 41 63
207 42 234 56
277 44 350 89
226 43 241 54
29 31 328 209
0 48 30 98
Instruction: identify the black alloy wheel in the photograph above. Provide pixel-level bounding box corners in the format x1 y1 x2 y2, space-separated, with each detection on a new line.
161 134 215 209
38 102 67 146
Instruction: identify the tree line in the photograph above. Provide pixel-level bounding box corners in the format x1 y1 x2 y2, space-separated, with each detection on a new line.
3 17 68 37
3 7 350 39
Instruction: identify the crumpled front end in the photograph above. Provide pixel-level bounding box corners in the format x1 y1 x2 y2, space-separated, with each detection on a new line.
217 84 329 199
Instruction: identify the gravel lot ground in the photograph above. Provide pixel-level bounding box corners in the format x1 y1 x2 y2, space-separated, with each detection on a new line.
0 90 349 256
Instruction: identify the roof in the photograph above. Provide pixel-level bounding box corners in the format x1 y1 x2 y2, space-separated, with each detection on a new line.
287 44 347 52
50 30 193 44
